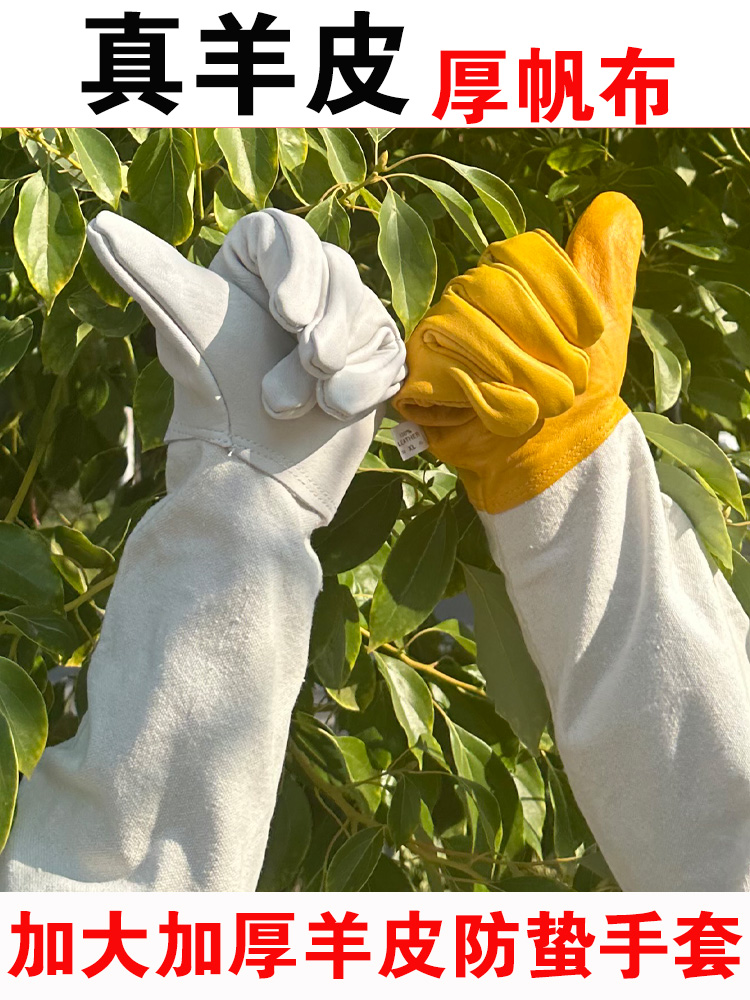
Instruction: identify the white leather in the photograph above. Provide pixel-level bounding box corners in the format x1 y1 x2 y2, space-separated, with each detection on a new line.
87 209 406 523
0 210 406 891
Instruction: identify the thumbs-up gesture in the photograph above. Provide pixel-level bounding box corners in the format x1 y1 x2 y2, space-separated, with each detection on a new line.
395 192 643 512
87 209 406 523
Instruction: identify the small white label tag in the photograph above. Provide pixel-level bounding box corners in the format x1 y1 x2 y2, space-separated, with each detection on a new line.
391 421 429 459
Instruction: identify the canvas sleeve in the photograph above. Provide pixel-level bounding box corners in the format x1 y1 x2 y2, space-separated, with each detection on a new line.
0 439 321 891
480 413 750 891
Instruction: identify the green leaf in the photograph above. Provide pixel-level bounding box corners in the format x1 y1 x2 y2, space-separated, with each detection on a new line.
0 714 17 850
704 280 750 329
309 579 360 689
321 129 367 186
50 526 114 570
256 777 311 890
213 174 252 234
446 719 501 851
80 241 129 309
128 128 195 245
546 139 605 173
325 826 384 891
0 179 17 223
77 370 110 418
421 619 477 659
3 606 79 659
306 196 351 250
66 128 122 208
79 448 128 503
635 411 744 515
40 302 86 375
369 499 457 647
133 358 174 451
14 168 85 308
463 564 549 750
312 471 402 575
336 734 381 814
547 762 586 858
190 226 225 268
388 774 421 846
663 232 729 260
281 146 335 206
375 654 434 747
360 189 382 217
293 714 350 786
194 128 222 168
655 461 733 571
326 646 377 713
367 128 394 146
405 175 487 253
68 288 142 339
364 854 413 891
215 128 278 208
0 317 33 383
377 189 437 334
442 158 525 236
512 757 546 855
731 552 750 617
0 655 48 776
516 186 563 244
277 128 308 172
689 377 750 421
547 177 580 203
633 307 689 412
700 281 750 366
0 524 63 609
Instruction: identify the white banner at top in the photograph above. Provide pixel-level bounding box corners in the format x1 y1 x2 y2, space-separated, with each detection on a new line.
1 0 746 127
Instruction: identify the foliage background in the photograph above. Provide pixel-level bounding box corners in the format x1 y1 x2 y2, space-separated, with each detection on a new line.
1 126 750 891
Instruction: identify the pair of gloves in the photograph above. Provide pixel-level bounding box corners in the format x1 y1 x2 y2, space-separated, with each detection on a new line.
79 192 750 896
88 191 641 523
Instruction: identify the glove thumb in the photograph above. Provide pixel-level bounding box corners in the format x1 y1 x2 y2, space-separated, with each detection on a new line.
87 212 230 396
565 192 642 337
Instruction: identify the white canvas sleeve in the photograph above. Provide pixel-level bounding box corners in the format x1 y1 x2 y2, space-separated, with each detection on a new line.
480 412 750 891
0 439 321 891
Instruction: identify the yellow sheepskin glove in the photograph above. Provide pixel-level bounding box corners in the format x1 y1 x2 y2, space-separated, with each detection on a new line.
395 191 643 512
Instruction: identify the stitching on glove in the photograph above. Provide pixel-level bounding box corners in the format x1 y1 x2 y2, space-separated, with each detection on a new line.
479 404 628 510
166 422 336 510
231 432 335 509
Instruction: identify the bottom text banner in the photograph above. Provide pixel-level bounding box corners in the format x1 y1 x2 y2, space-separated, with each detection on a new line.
0 891 746 995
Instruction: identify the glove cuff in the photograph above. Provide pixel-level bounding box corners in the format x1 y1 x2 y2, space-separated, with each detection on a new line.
461 396 630 514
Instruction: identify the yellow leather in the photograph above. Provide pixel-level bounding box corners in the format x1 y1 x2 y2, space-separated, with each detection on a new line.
394 192 643 512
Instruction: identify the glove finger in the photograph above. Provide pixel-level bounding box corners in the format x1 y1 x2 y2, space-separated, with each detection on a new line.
565 192 642 335
450 369 540 437
445 266 590 393
87 212 226 337
210 208 328 333
422 289 581 415
343 285 403 365
480 230 604 348
87 212 229 393
298 244 364 377
261 349 318 420
317 325 406 419
395 316 573 435
396 358 539 438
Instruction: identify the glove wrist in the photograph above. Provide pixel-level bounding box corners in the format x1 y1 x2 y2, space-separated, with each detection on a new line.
462 396 629 513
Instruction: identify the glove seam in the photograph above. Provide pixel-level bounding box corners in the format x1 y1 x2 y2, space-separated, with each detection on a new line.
474 403 628 511
166 421 336 511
